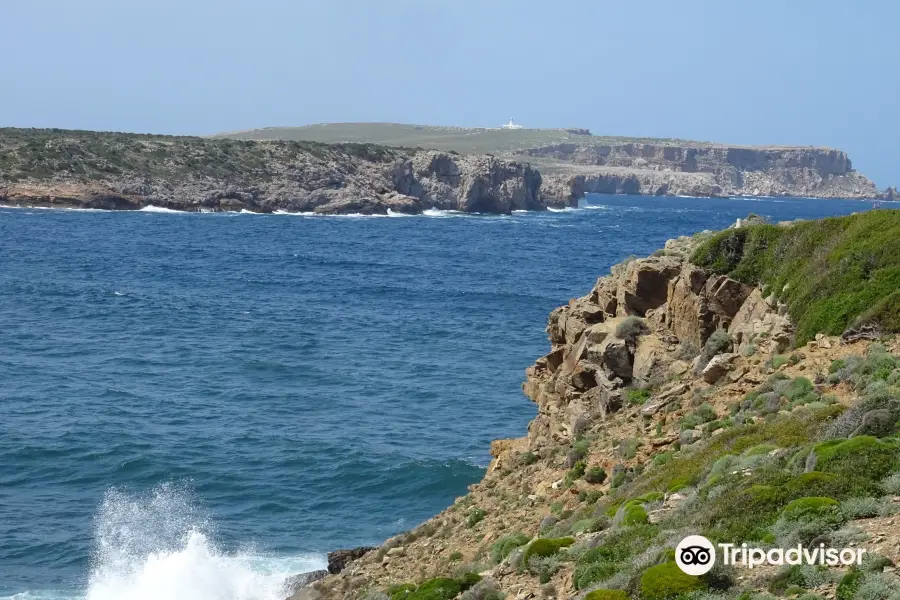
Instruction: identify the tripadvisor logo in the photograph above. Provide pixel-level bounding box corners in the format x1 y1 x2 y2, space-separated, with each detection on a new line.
675 535 867 575
676 535 716 575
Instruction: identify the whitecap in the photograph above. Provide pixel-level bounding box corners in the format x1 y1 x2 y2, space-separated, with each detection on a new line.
422 209 465 218
82 484 325 600
272 210 317 216
138 206 184 214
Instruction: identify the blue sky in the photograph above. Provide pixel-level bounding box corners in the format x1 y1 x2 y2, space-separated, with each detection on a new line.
3 0 897 186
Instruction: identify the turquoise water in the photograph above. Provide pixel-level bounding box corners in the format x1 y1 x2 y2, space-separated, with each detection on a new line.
0 195 875 599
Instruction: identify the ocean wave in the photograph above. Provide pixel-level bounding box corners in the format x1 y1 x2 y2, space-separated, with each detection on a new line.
75 484 324 600
422 209 465 218
138 205 185 214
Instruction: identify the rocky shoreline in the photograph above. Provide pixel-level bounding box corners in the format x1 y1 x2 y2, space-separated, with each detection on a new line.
0 129 571 215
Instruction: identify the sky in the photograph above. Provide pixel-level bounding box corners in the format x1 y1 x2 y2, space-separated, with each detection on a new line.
2 0 898 186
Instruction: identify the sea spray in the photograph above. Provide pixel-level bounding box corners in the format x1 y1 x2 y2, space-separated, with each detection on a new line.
86 485 323 600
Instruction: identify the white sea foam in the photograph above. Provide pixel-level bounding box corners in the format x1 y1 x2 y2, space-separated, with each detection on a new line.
422 208 465 218
138 205 185 214
272 210 317 216
76 484 325 600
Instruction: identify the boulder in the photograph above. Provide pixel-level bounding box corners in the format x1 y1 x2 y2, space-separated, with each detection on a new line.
701 353 737 383
283 570 328 595
327 547 376 574
584 373 625 419
571 364 598 390
705 275 753 323
641 383 690 416
591 278 619 316
633 334 665 385
588 337 633 381
728 289 771 344
617 257 683 316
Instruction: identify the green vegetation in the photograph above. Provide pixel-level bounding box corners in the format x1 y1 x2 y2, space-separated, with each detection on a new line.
210 122 716 155
697 330 733 370
489 533 530 564
812 436 900 481
584 466 608 484
639 562 708 600
521 537 574 567
780 497 840 520
467 508 486 528
0 127 405 184
573 525 659 589
388 573 483 600
692 211 900 342
627 387 653 406
583 591 628 600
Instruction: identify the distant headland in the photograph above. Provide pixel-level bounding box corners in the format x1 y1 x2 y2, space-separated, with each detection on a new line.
0 125 892 215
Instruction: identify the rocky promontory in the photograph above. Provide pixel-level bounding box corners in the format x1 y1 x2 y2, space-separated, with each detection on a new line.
213 123 891 201
295 211 900 600
0 129 571 215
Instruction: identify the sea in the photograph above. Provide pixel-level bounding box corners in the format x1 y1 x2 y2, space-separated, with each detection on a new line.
0 194 882 600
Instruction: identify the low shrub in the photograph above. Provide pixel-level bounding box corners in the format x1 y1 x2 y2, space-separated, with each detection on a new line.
628 387 653 406
836 570 862 600
389 583 417 600
585 467 608 484
640 562 708 600
697 330 733 371
490 533 530 564
467 508 486 528
781 497 841 521
840 497 882 519
521 537 575 567
616 317 648 344
406 578 460 600
813 436 900 482
583 591 628 600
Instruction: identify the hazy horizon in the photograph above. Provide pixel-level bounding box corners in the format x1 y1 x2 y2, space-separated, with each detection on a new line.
2 0 897 186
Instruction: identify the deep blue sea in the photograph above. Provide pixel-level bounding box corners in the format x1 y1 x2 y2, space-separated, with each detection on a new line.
0 195 880 599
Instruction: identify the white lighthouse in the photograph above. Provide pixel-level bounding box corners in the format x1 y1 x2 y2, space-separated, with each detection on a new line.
501 117 524 130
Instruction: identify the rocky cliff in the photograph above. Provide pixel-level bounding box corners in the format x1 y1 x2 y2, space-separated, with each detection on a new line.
0 129 570 214
295 216 900 600
525 143 880 200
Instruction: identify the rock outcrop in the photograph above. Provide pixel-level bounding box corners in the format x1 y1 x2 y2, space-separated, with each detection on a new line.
326 547 376 574
523 233 791 446
0 129 572 215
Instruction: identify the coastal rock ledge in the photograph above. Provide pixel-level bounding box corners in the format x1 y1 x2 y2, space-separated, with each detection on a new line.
0 129 571 215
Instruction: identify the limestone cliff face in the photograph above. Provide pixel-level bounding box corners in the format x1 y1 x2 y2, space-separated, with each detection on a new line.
522 233 792 448
0 129 570 215
529 143 879 200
